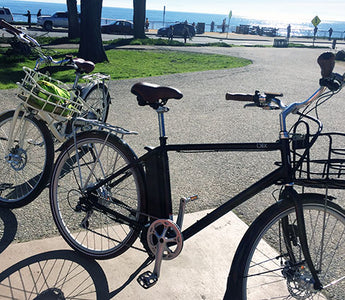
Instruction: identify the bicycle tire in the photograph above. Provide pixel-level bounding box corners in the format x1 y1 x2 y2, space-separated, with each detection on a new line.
0 250 109 299
0 110 54 208
81 83 110 123
225 194 345 300
50 130 146 259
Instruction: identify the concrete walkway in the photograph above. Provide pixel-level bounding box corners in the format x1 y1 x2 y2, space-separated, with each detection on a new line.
0 209 248 299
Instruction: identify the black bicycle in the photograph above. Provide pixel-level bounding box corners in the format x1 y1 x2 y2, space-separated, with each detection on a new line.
49 52 345 299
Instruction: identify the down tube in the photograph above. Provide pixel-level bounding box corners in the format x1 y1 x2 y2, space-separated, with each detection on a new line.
182 167 285 241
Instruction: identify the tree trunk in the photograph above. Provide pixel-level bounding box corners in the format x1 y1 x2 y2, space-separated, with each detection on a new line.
79 0 108 63
133 0 146 39
66 0 79 38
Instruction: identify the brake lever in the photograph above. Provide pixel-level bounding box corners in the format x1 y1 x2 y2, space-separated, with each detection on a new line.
243 103 257 108
244 102 280 110
263 104 280 110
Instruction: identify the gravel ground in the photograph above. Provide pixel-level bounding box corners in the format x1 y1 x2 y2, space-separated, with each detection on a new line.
1 46 345 243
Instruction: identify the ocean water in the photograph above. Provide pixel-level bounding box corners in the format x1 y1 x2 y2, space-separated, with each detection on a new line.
5 0 345 39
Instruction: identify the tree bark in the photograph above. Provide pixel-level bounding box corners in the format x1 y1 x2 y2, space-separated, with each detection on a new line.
79 0 108 63
66 0 79 38
133 0 146 39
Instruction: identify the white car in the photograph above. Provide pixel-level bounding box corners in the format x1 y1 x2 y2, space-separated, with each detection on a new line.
0 7 14 23
37 11 71 31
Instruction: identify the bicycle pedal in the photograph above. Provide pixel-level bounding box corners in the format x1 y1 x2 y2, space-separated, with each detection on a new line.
177 195 198 228
137 271 158 289
187 194 198 202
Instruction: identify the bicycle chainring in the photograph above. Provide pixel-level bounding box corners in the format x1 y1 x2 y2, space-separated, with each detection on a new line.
146 219 183 260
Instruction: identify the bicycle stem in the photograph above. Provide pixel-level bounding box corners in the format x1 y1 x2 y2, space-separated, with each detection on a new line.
279 86 327 139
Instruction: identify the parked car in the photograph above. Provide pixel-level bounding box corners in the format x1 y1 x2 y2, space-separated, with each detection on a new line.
101 20 134 35
157 23 195 37
37 11 80 31
0 7 13 23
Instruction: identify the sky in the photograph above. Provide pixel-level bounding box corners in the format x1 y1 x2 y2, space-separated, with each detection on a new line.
10 0 345 23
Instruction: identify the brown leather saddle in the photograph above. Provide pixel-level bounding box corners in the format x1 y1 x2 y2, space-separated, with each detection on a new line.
131 82 183 108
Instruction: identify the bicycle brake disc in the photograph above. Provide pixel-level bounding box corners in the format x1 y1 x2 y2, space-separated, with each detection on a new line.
146 219 183 260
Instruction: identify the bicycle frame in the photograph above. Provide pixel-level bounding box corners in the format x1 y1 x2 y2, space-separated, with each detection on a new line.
79 86 330 290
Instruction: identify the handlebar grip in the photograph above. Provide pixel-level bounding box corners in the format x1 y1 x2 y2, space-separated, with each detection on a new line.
225 93 254 101
0 20 22 35
317 52 335 78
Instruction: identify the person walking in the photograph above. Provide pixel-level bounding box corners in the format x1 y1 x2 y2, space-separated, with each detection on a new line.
183 25 190 43
287 24 291 39
24 10 31 28
37 9 41 18
168 25 174 42
145 18 149 31
210 21 215 32
328 27 333 40
222 19 226 33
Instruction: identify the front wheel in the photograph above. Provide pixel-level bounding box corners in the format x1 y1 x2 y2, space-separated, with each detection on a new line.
0 110 54 208
226 195 345 299
50 130 146 259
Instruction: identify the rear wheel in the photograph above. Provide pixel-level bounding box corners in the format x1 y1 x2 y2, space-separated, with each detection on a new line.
0 110 54 208
226 195 345 300
50 130 146 259
81 83 110 123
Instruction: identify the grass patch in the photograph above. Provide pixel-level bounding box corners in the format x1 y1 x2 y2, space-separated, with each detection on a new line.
287 43 328 49
0 47 251 89
104 37 232 48
99 49 250 80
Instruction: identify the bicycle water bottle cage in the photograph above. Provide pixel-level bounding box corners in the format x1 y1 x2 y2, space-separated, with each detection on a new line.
131 82 183 109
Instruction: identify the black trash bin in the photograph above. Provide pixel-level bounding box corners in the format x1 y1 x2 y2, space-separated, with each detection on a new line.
196 22 205 34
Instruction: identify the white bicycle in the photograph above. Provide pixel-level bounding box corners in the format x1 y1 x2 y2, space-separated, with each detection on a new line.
0 20 111 208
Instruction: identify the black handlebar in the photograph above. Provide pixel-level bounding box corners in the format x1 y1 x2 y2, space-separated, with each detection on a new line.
226 52 344 109
225 93 254 101
225 90 283 109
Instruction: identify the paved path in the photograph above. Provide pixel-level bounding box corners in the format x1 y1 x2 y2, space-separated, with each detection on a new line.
0 209 248 299
1 45 345 299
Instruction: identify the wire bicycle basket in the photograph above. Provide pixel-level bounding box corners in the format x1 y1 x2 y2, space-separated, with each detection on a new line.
292 131 345 189
17 67 82 118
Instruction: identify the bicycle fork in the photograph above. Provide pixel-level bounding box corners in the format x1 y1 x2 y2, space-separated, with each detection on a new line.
6 104 25 153
282 186 323 291
5 104 31 171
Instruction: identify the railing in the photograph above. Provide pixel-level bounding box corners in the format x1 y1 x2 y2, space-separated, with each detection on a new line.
11 13 345 40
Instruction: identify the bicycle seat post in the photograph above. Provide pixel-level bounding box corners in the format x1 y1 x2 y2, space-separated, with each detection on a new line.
156 106 169 142
72 71 82 90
